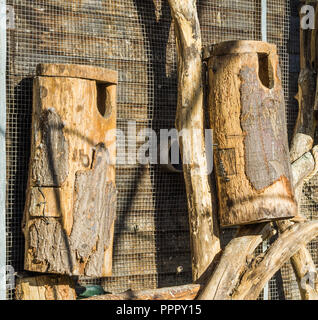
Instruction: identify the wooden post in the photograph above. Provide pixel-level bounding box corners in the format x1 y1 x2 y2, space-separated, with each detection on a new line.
206 40 297 227
23 64 117 277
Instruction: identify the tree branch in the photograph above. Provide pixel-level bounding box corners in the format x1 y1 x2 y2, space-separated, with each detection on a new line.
231 221 318 300
168 0 220 281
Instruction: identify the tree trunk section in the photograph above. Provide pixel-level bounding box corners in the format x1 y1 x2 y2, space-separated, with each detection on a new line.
168 0 220 281
23 64 117 277
206 41 297 227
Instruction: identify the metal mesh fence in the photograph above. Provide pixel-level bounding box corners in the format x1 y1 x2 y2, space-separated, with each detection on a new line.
4 0 313 300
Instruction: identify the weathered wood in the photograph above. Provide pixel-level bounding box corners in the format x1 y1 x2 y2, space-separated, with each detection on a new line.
198 223 275 300
15 275 76 300
167 0 221 282
23 64 117 277
199 221 318 300
231 221 318 300
207 40 297 227
277 219 318 300
84 284 200 300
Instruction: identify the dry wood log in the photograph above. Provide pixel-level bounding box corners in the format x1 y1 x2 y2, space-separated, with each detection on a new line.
83 284 200 301
231 221 318 300
199 221 318 300
168 0 220 281
198 223 275 300
291 151 315 208
23 64 117 277
15 275 76 300
207 40 297 227
276 219 318 300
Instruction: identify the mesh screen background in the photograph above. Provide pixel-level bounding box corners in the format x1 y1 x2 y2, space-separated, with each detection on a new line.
4 0 311 300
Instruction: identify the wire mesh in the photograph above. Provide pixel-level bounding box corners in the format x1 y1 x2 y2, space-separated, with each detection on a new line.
4 0 308 300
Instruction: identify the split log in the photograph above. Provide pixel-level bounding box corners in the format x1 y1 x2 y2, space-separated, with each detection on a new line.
23 64 117 277
168 0 220 281
206 40 297 227
83 284 200 300
15 275 76 300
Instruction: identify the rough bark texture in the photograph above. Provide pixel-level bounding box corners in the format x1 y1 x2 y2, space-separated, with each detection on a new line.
84 284 200 300
23 64 117 277
168 0 220 281
15 275 76 300
207 40 297 227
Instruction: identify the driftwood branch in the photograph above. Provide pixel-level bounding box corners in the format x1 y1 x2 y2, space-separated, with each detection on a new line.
168 0 220 281
231 221 318 300
199 221 318 300
198 224 275 300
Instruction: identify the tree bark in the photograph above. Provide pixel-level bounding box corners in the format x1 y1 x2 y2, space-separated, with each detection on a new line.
168 0 220 281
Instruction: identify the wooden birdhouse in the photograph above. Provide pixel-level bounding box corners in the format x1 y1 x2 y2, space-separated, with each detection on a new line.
23 64 117 277
206 41 297 227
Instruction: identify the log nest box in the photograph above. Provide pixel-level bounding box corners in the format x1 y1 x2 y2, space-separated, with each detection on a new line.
205 41 297 227
23 64 118 277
